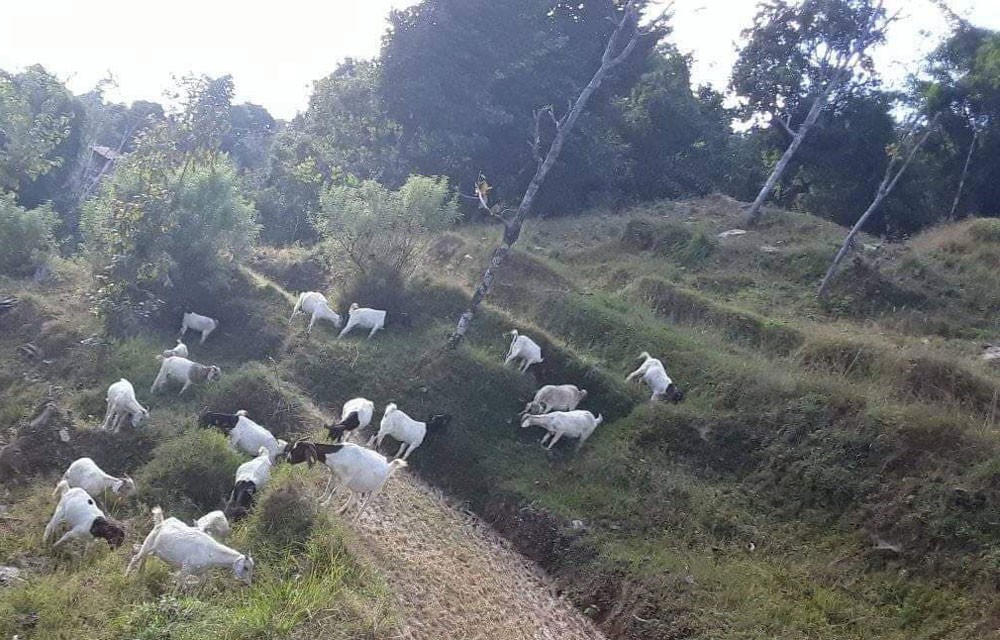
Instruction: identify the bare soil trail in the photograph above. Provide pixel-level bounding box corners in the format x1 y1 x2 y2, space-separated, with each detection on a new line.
339 471 605 640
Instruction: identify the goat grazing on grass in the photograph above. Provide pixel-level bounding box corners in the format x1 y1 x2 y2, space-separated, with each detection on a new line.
151 506 231 541
522 384 587 415
285 440 406 522
625 351 684 403
338 303 410 340
504 330 543 373
327 397 375 443
101 378 149 431
199 410 288 462
225 447 272 521
161 339 189 359
43 487 125 550
126 507 253 587
179 311 219 344
367 403 452 461
151 356 221 395
520 410 603 451
54 457 135 501
289 291 342 333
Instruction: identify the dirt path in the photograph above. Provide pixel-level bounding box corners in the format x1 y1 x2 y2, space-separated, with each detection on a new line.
341 472 605 640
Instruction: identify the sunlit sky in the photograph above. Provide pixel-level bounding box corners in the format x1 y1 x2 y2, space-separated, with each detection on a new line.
2 0 999 120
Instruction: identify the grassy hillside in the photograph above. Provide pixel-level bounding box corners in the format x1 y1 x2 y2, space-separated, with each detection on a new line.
2 196 999 639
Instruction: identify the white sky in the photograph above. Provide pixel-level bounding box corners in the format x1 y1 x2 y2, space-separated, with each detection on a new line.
2 0 999 120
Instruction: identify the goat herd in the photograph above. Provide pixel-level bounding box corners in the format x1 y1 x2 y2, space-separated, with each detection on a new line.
39 291 684 589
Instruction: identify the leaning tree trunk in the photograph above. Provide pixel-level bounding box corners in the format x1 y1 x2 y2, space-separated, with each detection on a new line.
817 116 939 300
743 76 844 227
448 2 644 348
948 128 977 220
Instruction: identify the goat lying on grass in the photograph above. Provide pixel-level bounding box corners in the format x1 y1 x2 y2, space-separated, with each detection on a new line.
285 440 406 522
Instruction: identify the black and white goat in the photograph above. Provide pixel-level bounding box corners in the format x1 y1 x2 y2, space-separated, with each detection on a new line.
366 403 452 461
285 440 407 522
225 447 272 521
44 487 126 550
326 397 375 443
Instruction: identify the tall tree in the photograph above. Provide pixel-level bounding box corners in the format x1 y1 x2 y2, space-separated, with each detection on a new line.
921 24 1000 219
731 0 891 226
448 0 659 347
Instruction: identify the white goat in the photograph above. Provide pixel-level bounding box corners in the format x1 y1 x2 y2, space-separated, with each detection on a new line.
338 304 387 340
520 410 603 451
151 356 221 395
625 351 684 403
290 291 342 333
523 384 588 415
285 441 407 521
504 330 543 373
193 510 231 540
43 487 125 550
101 378 149 432
126 509 253 587
162 339 189 359
151 506 231 541
179 311 219 344
327 397 376 442
227 411 288 462
54 457 136 500
366 403 452 461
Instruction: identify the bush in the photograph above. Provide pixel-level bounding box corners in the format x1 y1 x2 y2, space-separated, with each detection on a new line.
242 469 318 555
81 145 259 335
136 429 243 517
313 174 460 281
0 191 57 276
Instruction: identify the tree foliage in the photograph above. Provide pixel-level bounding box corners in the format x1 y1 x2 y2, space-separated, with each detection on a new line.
313 174 459 278
0 190 57 276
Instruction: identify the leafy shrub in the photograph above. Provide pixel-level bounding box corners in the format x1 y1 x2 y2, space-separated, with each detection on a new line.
242 470 317 555
0 191 57 276
313 174 460 280
136 430 243 517
80 124 259 335
967 218 1000 243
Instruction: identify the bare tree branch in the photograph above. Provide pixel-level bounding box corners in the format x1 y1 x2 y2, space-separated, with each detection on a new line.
817 113 940 299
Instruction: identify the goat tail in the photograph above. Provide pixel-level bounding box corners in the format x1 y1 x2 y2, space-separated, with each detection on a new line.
387 459 408 478
384 403 398 416
236 409 248 417
638 351 651 360
155 354 165 362
151 506 164 526
52 479 70 499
